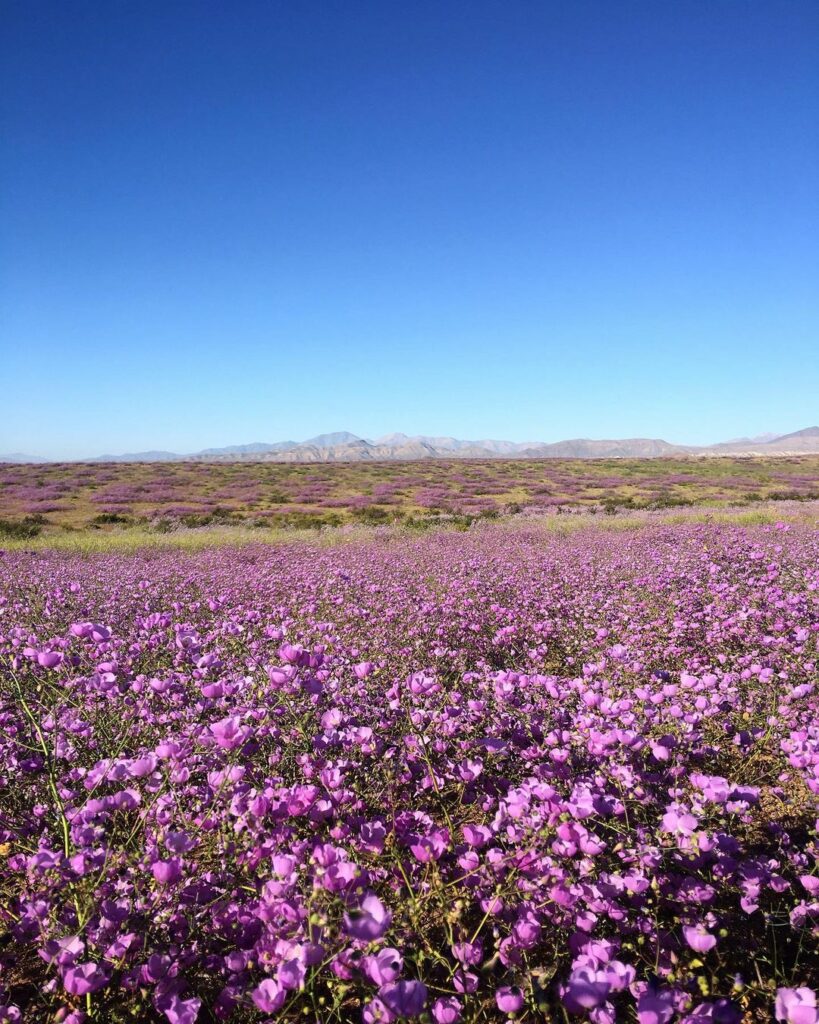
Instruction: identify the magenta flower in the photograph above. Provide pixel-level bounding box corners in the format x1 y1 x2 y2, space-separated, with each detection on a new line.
343 893 392 941
127 754 158 777
379 980 428 1017
495 986 525 1014
683 925 718 953
162 995 201 1024
151 858 182 884
4 513 819 1024
363 947 404 985
431 997 462 1023
562 969 611 1013
362 997 396 1023
451 940 482 966
251 979 286 1014
637 988 675 1024
38 935 84 966
209 715 245 749
277 956 307 991
279 642 306 665
462 824 492 847
775 988 818 1024
661 808 698 835
799 876 819 897
62 961 110 995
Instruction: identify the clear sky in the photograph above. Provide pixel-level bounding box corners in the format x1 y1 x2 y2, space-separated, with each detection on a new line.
1 1 817 458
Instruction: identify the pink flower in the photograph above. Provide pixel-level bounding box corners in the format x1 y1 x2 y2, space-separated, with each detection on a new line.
379 980 428 1017
775 988 818 1024
637 988 675 1024
363 948 403 986
431 997 462 1023
251 979 286 1014
362 998 396 1023
151 858 182 884
661 808 698 835
562 969 611 1013
495 986 525 1014
343 893 392 941
162 995 201 1024
683 925 718 953
209 716 245 750
62 962 110 995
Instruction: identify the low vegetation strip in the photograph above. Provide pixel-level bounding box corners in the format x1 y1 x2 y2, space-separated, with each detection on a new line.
1 455 818 538
0 520 817 1022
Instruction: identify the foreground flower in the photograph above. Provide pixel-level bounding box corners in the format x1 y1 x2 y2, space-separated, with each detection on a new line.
364 948 404 985
251 979 286 1014
378 981 428 1017
775 988 819 1024
62 962 110 996
683 925 718 953
638 988 675 1024
496 986 525 1014
343 894 392 941
431 996 462 1023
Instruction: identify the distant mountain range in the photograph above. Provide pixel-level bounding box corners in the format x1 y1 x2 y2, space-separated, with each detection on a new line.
2 427 818 464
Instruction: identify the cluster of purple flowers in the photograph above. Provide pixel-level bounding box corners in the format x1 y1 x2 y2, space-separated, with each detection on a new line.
3 459 819 532
0 520 817 1022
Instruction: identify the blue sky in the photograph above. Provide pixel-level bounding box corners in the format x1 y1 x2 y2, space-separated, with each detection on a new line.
2 0 817 458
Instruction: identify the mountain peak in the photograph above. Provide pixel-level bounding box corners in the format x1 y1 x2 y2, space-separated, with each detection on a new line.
304 431 363 447
773 426 819 441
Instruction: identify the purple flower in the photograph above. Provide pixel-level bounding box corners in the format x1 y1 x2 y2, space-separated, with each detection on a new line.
462 824 492 847
152 858 182 884
684 999 741 1024
251 979 286 1014
638 988 676 1024
562 969 611 1013
800 876 819 897
661 808 698 835
279 642 306 665
62 962 110 996
364 948 404 985
362 998 396 1023
161 995 201 1024
431 997 462 1023
451 940 482 966
343 893 392 941
39 935 84 966
683 925 718 953
495 986 525 1014
277 956 307 991
775 988 818 1024
209 716 245 750
379 980 428 1017
128 754 158 777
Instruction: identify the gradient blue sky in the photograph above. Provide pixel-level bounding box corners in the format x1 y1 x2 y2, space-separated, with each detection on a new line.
2 0 817 458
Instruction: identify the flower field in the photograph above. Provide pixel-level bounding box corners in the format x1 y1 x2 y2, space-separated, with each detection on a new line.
2 456 818 537
1 519 818 1023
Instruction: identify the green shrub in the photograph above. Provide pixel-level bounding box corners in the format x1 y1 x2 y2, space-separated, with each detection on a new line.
0 517 42 540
